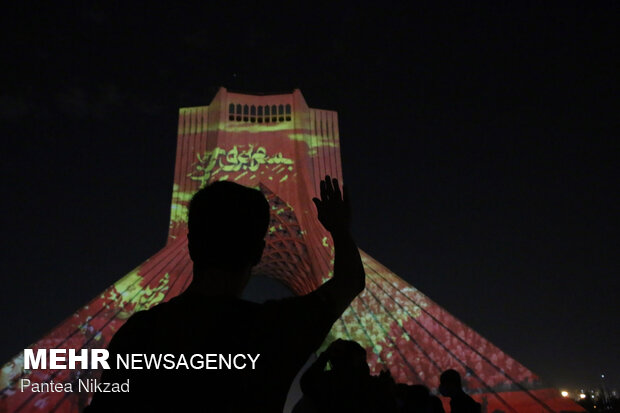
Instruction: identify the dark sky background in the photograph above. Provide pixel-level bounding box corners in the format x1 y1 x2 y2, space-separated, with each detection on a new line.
1 2 618 391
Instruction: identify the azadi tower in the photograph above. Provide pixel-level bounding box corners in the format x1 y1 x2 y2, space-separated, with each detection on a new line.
0 88 583 412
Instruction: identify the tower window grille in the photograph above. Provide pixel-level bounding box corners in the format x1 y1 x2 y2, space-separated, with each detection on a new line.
227 102 292 123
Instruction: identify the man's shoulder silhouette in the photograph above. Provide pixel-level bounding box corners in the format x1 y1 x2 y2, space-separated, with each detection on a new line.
89 290 337 412
108 293 261 353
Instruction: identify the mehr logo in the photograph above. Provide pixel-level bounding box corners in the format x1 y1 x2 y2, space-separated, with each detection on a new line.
24 349 110 370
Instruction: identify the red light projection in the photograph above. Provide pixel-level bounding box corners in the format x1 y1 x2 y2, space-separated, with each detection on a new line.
0 88 583 412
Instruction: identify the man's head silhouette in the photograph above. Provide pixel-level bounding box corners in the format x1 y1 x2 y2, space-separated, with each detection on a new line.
187 181 270 279
439 369 462 397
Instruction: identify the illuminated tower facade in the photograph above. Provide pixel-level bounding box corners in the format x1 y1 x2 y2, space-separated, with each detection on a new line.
0 88 583 412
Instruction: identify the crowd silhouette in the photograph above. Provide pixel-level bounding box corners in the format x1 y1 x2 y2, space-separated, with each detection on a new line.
85 176 481 413
292 338 481 413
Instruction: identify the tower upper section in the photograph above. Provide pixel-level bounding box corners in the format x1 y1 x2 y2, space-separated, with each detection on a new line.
168 87 342 244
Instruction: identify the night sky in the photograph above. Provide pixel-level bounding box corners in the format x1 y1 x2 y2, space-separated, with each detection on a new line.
2 2 618 391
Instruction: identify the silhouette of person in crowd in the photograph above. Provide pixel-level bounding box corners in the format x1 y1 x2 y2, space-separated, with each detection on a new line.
86 176 366 412
395 383 445 413
438 369 481 413
293 339 396 413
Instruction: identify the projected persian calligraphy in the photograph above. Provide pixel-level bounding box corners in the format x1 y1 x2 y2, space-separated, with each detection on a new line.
189 145 293 187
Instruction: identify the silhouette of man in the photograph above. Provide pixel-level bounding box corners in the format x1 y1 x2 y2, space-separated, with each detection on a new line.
86 176 365 412
294 339 396 413
438 369 481 413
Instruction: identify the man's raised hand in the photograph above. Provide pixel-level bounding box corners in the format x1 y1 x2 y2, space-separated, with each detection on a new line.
312 175 351 235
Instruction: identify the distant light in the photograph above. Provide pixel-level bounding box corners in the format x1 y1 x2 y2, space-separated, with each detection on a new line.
561 391 569 397
601 374 605 378
580 393 586 399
